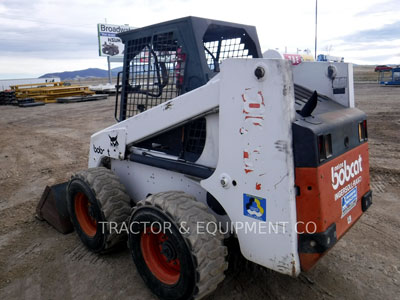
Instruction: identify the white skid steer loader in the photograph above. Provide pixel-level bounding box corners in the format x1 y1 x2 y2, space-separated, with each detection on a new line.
37 17 372 300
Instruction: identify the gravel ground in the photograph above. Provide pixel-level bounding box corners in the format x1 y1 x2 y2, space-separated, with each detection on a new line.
0 83 399 299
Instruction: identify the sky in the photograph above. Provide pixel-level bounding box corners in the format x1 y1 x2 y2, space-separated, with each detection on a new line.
0 0 399 79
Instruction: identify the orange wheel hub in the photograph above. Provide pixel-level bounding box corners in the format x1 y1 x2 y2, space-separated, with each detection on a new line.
140 231 181 285
74 192 97 237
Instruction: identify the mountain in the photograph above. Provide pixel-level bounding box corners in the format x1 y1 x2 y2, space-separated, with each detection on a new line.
111 66 123 73
40 67 123 80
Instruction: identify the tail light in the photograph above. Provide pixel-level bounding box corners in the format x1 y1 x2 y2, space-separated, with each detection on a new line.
358 120 368 142
318 134 332 162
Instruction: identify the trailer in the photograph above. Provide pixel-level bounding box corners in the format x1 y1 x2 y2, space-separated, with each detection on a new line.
379 67 400 85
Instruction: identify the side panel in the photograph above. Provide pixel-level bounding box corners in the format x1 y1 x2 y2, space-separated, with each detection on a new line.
112 160 206 203
111 159 231 225
201 59 300 276
292 62 354 108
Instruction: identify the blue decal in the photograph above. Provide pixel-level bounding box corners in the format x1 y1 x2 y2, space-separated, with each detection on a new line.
243 194 266 221
341 186 358 217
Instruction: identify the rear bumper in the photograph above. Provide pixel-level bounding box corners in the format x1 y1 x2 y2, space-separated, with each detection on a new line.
295 143 371 271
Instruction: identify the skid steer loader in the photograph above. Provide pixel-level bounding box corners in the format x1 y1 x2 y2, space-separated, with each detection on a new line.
37 17 372 300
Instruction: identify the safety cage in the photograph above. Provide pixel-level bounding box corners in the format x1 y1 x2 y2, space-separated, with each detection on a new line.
115 31 186 118
114 17 261 164
115 16 262 121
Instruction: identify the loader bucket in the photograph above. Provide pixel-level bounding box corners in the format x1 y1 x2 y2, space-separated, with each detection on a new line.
36 182 74 234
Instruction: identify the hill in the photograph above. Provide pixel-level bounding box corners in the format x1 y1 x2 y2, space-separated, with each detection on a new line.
40 67 122 80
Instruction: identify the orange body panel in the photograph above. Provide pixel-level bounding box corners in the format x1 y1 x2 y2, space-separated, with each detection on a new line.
295 143 370 271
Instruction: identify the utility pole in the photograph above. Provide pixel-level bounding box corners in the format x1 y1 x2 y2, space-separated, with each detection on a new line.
315 0 318 60
105 17 112 84
107 56 112 84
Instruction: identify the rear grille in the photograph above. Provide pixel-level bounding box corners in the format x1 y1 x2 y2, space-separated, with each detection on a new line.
294 84 333 110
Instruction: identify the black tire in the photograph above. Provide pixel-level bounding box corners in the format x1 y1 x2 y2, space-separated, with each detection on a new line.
128 191 228 300
67 167 131 253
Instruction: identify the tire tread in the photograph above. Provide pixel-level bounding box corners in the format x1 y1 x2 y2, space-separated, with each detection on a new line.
70 167 131 251
132 191 228 300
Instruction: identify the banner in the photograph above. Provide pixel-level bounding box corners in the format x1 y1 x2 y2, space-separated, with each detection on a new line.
97 23 136 57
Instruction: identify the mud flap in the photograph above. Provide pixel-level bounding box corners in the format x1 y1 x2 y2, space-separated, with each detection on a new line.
36 182 74 234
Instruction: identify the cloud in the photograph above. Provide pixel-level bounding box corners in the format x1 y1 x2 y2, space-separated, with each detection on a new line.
0 26 97 56
355 0 400 16
341 21 400 43
333 40 400 52
354 54 398 63
1 0 400 78
325 18 400 64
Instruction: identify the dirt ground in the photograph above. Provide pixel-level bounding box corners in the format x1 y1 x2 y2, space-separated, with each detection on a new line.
0 83 399 300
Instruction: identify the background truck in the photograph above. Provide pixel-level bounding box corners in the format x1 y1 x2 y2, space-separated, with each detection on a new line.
317 54 344 62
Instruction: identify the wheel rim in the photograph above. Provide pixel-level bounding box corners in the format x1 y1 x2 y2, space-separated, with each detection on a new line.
140 230 181 285
74 192 97 237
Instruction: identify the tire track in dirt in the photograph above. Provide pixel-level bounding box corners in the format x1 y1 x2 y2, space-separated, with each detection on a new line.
370 168 400 194
66 243 109 265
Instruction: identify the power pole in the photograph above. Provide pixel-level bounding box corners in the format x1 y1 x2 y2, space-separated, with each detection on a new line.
315 0 318 60
107 56 112 84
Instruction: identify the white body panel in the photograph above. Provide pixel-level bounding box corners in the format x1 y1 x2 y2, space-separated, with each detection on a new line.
292 61 354 108
111 159 231 226
201 59 299 276
113 160 206 202
87 58 315 276
90 128 127 162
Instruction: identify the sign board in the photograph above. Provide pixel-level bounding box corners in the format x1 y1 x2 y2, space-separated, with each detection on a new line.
97 23 136 57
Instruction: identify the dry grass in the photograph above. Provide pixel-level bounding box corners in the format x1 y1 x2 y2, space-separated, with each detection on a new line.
353 65 378 82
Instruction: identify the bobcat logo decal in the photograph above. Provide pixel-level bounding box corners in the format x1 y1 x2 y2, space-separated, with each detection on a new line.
108 134 119 147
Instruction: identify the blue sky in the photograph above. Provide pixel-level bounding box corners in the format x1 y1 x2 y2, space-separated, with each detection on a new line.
0 0 399 79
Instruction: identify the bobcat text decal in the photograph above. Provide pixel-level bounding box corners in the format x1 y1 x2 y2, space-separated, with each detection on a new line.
93 144 105 154
331 155 363 190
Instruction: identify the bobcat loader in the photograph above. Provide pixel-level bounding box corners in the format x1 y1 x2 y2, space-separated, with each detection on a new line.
37 17 372 300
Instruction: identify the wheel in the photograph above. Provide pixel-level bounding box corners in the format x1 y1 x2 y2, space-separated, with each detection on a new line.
67 167 131 252
128 191 228 300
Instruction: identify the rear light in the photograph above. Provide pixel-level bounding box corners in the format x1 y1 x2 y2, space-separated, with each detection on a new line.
318 134 332 162
325 134 332 158
358 120 368 142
